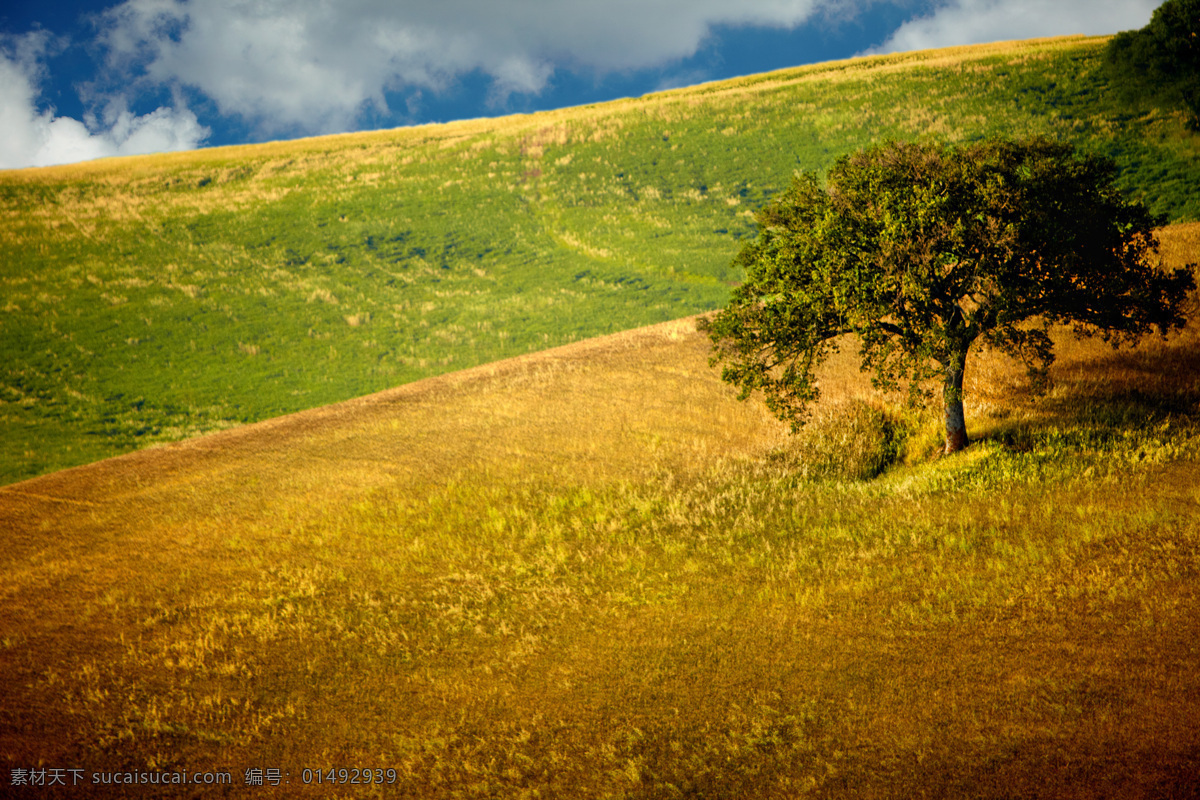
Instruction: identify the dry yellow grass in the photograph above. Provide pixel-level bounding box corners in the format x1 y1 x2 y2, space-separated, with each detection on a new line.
2 317 767 496
5 221 1194 562
0 224 1196 797
2 29 1198 794
0 313 793 793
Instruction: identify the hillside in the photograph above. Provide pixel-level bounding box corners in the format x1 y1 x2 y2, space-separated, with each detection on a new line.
2 221 1199 797
3 34 1199 485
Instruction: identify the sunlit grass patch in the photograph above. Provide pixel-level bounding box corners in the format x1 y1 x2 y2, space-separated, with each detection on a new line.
767 399 911 481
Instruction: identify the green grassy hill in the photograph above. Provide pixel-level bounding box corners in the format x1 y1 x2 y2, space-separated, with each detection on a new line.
1 215 1198 794
2 34 1199 486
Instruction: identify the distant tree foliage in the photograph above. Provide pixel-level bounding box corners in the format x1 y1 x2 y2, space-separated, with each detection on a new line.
702 138 1196 455
1106 0 1200 127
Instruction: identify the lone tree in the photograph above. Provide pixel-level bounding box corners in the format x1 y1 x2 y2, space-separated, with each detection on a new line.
703 138 1195 454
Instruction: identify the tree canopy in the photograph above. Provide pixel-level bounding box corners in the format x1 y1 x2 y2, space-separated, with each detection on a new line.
1106 0 1200 128
702 137 1196 454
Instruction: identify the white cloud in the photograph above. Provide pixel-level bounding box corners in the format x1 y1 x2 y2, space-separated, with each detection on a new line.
866 0 1159 55
11 0 1157 166
0 31 209 170
97 0 835 136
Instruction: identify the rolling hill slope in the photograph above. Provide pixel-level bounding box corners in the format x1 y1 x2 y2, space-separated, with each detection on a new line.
2 34 1199 485
1 221 1199 797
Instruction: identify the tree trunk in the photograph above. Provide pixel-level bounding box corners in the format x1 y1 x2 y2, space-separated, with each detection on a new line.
943 350 969 454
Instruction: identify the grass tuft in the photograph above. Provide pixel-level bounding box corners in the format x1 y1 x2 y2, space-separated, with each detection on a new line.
770 399 910 482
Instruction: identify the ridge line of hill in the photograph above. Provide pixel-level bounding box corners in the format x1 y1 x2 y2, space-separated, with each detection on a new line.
0 316 707 503
1 34 1108 178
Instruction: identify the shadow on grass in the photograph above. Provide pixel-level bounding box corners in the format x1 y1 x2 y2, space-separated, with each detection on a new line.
1054 336 1200 415
982 335 1200 452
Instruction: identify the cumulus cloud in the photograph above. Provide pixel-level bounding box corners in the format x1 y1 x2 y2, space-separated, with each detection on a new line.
0 31 208 170
866 0 1159 55
96 0 837 136
10 0 1156 168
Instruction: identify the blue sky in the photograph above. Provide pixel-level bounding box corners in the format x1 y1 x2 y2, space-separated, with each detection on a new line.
1 0 1161 169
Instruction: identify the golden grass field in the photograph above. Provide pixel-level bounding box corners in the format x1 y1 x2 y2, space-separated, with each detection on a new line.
1 222 1198 797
